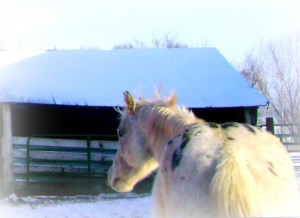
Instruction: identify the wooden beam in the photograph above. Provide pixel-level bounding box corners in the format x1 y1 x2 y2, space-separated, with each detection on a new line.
0 103 14 198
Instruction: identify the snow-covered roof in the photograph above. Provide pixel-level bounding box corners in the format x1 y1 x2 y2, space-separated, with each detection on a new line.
0 48 267 108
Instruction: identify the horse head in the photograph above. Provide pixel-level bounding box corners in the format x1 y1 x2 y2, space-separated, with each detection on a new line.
108 91 159 192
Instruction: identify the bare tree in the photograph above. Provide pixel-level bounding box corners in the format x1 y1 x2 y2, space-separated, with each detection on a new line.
238 35 300 139
113 43 135 49
113 33 188 49
151 33 188 48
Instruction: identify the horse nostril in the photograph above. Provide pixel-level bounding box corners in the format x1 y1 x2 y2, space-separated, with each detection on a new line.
107 170 120 188
112 177 120 187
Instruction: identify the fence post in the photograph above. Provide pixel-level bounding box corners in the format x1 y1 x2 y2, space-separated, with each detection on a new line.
87 136 91 177
266 117 275 134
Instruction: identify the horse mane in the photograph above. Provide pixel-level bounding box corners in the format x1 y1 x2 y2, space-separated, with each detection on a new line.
118 92 202 146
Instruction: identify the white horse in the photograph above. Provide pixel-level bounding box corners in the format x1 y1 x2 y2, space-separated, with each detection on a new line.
108 91 300 218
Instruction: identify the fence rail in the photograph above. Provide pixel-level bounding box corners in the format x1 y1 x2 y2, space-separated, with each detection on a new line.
13 134 118 187
259 118 300 152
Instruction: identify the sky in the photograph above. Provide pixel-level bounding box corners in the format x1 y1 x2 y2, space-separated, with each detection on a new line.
0 0 299 66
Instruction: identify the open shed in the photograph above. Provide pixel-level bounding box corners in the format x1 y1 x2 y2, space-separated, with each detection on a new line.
0 48 267 196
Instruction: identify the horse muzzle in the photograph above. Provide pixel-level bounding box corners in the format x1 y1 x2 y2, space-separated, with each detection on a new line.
107 167 133 193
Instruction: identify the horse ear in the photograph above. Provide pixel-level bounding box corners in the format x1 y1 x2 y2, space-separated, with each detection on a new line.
168 93 177 107
123 91 136 113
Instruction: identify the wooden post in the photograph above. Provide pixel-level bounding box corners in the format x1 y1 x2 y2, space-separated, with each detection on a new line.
0 103 14 198
266 117 275 134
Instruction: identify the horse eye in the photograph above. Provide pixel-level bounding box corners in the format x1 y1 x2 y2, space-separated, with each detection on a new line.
117 129 125 137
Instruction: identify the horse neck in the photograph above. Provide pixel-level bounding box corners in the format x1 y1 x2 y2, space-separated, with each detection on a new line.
138 105 199 161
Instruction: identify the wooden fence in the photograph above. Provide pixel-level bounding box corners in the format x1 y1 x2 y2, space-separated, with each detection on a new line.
260 117 300 152
13 134 119 195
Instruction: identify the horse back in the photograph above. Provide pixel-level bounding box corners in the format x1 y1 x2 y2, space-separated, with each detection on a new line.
212 122 300 217
153 122 300 218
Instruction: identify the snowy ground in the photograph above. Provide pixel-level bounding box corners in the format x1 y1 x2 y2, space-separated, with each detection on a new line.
0 194 152 218
1 175 299 218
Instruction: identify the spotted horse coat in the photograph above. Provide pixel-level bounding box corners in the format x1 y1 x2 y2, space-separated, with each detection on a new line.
153 121 300 217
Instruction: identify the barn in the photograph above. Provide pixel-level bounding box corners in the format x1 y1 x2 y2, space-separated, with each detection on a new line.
0 48 267 197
